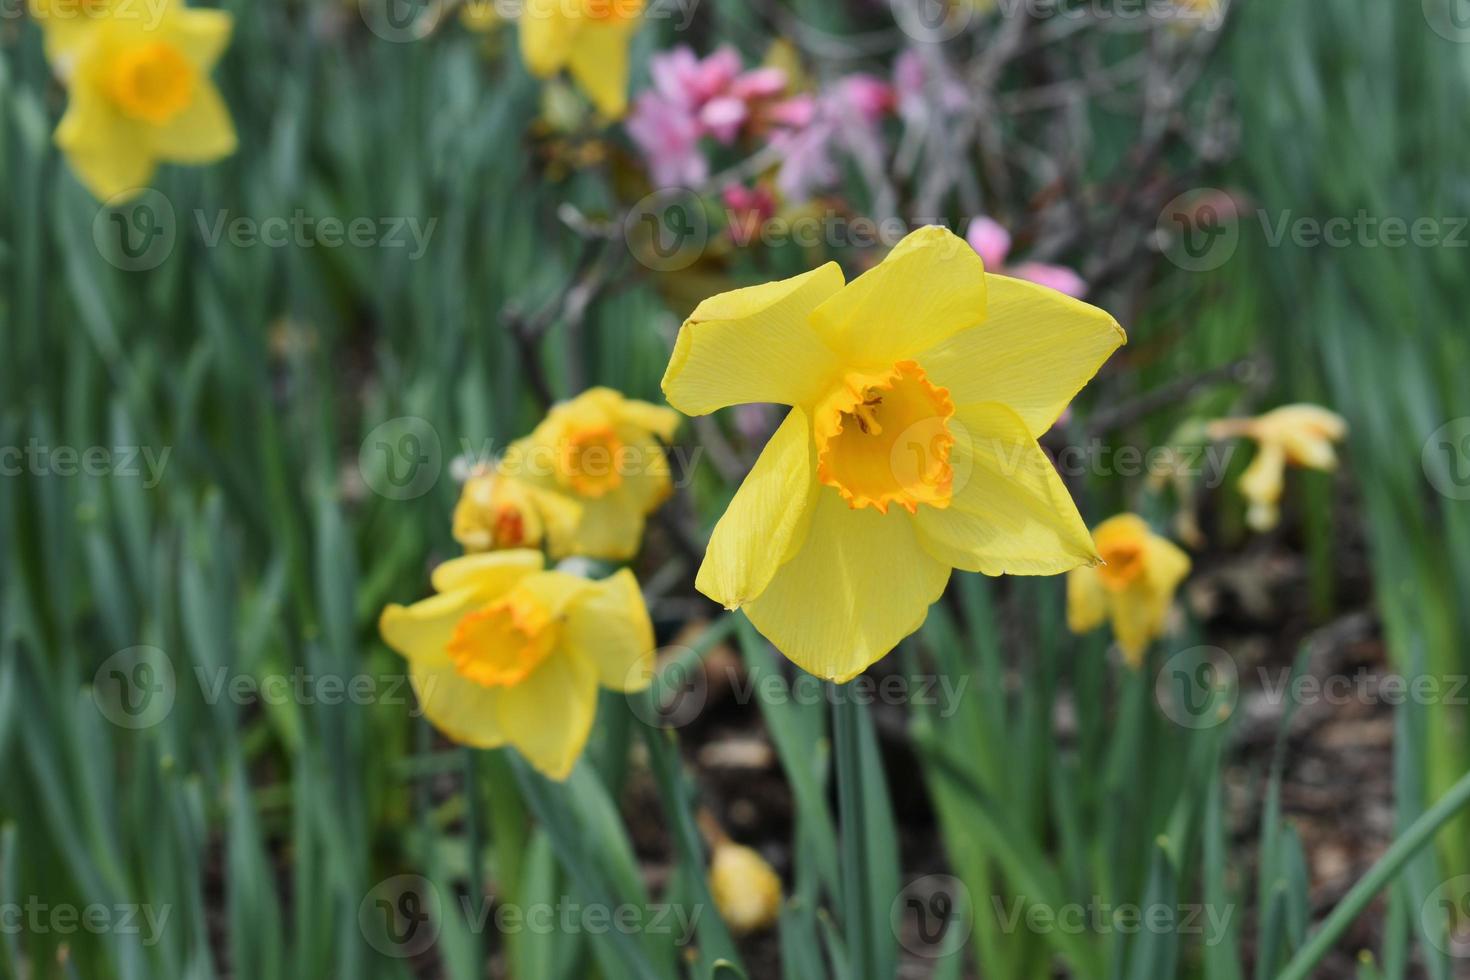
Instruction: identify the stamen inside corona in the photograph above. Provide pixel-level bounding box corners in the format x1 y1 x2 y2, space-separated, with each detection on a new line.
815 360 955 514
446 591 557 688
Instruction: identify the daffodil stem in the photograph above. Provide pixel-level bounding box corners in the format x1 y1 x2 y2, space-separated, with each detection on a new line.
832 688 872 980
1276 765 1470 980
462 747 489 974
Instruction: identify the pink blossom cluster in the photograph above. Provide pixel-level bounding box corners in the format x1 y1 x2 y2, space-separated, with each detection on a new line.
628 46 901 202
626 46 789 189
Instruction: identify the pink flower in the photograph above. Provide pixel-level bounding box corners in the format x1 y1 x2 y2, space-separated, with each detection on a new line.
628 46 792 189
772 78 895 202
893 49 971 123
965 215 1088 298
626 91 709 188
722 183 778 246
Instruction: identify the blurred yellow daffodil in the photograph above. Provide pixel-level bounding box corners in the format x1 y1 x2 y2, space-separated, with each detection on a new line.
662 225 1125 681
518 0 642 119
453 464 582 555
29 0 126 65
379 551 654 780
709 841 782 934
49 0 236 201
1067 514 1191 667
1207 404 1347 531
501 387 681 561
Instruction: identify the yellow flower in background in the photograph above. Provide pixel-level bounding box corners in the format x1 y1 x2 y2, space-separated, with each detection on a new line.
453 465 582 556
518 0 642 119
502 387 681 561
709 841 782 935
379 551 654 780
1207 404 1347 531
662 225 1125 681
1067 514 1191 668
51 0 236 201
29 0 126 65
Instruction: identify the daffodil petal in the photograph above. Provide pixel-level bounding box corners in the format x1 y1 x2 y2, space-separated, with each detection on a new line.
56 92 155 201
149 82 237 163
496 648 600 781
1066 564 1108 633
696 406 816 609
430 550 545 600
519 0 575 76
172 8 233 70
662 264 845 416
1239 441 1286 508
409 661 507 748
566 20 634 118
742 491 950 681
1108 589 1155 668
563 569 656 692
558 491 652 561
1143 535 1192 599
616 399 682 443
809 226 988 368
379 589 482 664
913 402 1098 575
918 274 1126 438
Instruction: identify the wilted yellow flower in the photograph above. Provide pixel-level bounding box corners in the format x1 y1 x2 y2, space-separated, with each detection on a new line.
49 0 236 201
709 841 782 934
502 388 681 561
452 465 581 555
1067 515 1191 668
379 551 654 780
1207 404 1347 531
518 0 642 119
662 225 1125 681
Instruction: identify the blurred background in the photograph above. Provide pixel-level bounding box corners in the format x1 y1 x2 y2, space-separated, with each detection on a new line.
2 0 1469 977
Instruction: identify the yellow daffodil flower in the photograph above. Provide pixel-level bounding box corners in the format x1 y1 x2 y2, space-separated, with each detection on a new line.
50 0 236 202
1207 404 1347 531
452 465 582 555
709 841 782 934
662 225 1125 681
501 387 681 561
379 551 654 780
29 0 126 66
1067 514 1191 668
518 0 642 119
